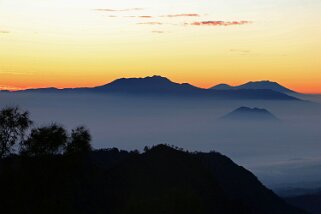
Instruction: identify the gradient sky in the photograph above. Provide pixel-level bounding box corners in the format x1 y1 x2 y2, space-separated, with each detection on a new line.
0 0 320 93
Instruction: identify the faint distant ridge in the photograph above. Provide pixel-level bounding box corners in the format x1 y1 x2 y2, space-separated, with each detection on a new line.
221 106 279 121
211 80 297 94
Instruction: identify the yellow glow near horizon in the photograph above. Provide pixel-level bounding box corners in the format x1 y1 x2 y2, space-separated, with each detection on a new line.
0 0 321 93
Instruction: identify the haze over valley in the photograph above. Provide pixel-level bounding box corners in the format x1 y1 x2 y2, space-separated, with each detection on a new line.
1 76 320 191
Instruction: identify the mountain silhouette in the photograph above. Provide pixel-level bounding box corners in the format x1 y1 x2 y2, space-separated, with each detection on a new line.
211 80 296 94
17 76 300 101
221 106 279 121
91 75 200 94
0 144 305 213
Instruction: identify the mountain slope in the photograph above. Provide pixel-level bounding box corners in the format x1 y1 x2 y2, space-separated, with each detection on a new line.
196 150 303 213
0 145 305 213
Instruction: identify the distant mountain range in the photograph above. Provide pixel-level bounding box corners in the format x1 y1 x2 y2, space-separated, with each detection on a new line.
11 75 300 101
221 107 279 121
211 80 296 94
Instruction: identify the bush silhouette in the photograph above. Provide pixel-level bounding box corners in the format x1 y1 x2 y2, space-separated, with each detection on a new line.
0 107 32 158
20 124 68 157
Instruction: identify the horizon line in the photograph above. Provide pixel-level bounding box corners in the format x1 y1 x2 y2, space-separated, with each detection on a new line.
1 75 319 94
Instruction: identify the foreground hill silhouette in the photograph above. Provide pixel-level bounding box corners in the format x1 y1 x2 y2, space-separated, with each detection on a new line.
17 75 300 101
211 80 296 94
0 145 305 214
221 107 279 121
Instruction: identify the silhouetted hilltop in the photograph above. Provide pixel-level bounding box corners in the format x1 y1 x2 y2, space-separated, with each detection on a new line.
221 107 279 121
16 76 300 101
0 144 304 214
211 80 296 94
239 81 296 93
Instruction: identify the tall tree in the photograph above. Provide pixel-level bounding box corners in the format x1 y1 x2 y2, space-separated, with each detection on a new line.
0 107 32 158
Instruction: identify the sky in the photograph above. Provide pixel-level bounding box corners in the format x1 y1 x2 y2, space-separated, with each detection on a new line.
0 0 320 93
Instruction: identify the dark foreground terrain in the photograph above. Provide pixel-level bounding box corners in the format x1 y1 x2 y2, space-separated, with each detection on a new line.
286 191 321 214
0 145 305 214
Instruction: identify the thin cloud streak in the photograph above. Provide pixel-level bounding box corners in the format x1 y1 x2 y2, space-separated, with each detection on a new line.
164 14 200 18
138 16 153 18
137 22 163 25
190 21 252 26
94 8 144 12
126 15 153 18
0 30 10 34
103 13 201 19
152 30 165 34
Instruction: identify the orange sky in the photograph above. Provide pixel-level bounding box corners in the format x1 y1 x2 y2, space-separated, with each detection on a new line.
0 0 320 93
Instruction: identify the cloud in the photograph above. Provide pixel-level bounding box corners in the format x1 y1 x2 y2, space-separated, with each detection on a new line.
107 13 200 19
106 15 154 19
137 22 163 25
138 16 153 18
0 30 10 34
126 15 153 18
163 14 200 18
152 30 165 34
94 8 143 12
189 21 252 26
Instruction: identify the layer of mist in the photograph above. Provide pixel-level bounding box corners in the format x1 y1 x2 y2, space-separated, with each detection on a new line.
1 92 321 190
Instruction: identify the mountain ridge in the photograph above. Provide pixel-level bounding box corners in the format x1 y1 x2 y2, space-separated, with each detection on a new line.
9 75 300 101
211 80 297 94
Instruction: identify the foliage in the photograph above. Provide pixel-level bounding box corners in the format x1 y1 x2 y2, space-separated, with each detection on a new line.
65 126 92 155
0 107 32 158
20 124 68 157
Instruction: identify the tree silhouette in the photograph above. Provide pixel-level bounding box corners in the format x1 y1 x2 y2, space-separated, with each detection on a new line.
20 124 67 157
0 107 32 158
65 126 92 155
